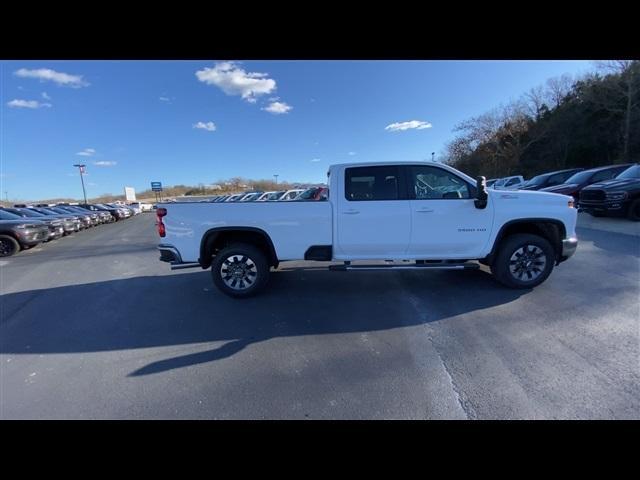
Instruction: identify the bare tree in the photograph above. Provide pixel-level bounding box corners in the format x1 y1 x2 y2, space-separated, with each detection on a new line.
523 85 548 119
545 74 574 108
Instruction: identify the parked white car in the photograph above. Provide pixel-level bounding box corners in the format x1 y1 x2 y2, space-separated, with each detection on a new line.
129 202 153 212
278 189 305 201
493 176 526 190
156 161 578 297
224 194 244 202
256 191 278 201
127 203 142 214
239 192 263 202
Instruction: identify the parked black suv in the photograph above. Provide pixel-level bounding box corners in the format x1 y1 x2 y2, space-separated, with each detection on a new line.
540 164 632 201
520 168 584 191
579 164 640 220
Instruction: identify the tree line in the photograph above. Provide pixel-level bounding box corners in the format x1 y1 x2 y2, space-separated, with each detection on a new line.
443 61 639 180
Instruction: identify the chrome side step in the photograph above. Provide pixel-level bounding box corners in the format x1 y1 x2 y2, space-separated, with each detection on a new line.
328 262 480 272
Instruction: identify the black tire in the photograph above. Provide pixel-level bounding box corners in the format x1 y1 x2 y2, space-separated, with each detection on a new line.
491 233 555 289
0 235 20 257
211 243 270 298
627 199 640 221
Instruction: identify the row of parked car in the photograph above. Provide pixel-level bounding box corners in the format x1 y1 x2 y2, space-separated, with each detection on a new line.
0 202 146 257
202 186 329 203
487 163 640 221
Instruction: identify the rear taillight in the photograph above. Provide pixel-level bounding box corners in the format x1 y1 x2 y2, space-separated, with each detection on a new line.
156 208 167 237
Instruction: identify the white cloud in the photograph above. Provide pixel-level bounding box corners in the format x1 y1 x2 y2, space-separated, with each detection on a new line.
42 92 51 100
385 120 432 132
14 68 89 88
7 99 52 109
348 151 356 156
193 121 217 132
93 161 117 167
76 148 96 156
263 101 292 115
195 62 276 103
159 96 171 103
310 158 321 162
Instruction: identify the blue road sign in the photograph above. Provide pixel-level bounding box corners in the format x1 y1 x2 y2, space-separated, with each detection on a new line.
151 182 162 192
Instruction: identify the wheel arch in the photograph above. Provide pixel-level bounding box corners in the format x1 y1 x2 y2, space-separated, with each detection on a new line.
199 227 279 269
484 218 567 265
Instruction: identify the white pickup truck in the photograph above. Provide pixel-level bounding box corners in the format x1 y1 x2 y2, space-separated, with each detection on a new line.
157 162 578 297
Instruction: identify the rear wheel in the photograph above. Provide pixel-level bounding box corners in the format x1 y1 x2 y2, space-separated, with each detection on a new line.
0 235 20 257
211 243 270 298
627 199 640 221
491 234 555 289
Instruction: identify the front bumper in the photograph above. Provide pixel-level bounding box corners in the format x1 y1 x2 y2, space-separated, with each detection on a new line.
48 226 65 239
578 198 628 213
561 236 578 261
17 228 49 246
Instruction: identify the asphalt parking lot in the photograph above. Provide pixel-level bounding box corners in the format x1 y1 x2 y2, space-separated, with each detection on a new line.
1 213 639 419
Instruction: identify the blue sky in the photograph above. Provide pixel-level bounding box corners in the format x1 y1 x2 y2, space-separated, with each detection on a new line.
1 60 594 201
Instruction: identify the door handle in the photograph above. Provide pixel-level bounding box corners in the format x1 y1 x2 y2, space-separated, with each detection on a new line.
343 210 360 215
416 208 434 213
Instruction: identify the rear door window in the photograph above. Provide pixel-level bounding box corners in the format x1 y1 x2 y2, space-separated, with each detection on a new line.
345 166 400 201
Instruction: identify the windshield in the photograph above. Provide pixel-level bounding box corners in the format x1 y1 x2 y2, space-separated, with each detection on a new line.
524 174 548 186
0 210 22 220
33 208 59 215
617 164 640 179
48 207 72 215
15 208 44 218
298 188 319 200
267 191 285 200
564 170 595 184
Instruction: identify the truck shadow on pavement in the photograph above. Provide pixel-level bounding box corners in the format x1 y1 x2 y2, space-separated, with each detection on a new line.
1 267 531 376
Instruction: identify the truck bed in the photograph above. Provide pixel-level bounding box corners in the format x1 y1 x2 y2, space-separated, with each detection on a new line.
160 201 332 263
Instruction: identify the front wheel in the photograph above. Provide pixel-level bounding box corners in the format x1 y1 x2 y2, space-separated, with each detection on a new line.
491 234 555 289
211 243 270 298
0 235 20 257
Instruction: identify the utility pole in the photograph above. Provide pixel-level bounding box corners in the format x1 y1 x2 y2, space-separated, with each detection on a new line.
274 174 279 185
73 164 88 204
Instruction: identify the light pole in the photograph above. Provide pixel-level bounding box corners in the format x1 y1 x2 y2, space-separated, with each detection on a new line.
73 164 88 204
274 174 279 185
431 152 435 162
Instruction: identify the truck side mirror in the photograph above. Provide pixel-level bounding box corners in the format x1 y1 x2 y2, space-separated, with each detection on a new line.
474 176 488 209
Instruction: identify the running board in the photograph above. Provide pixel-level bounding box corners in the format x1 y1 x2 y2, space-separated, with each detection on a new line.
329 262 480 272
170 262 201 270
